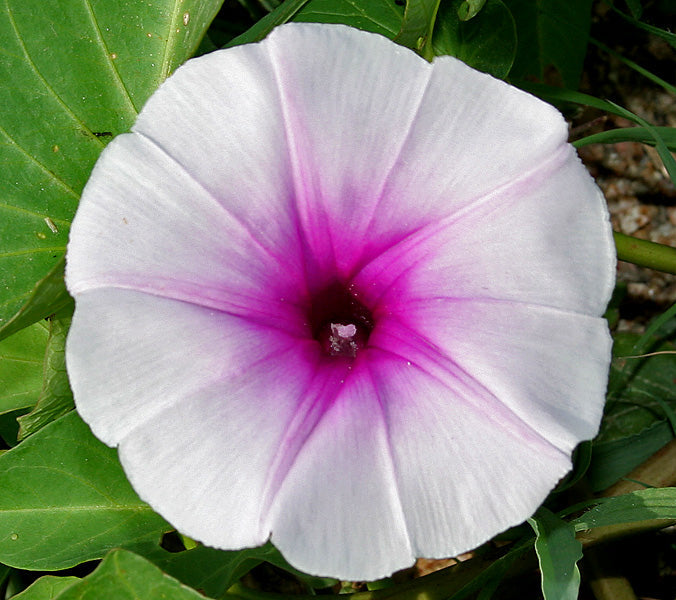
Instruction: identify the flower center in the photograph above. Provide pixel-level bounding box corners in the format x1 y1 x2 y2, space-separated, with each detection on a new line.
309 282 374 358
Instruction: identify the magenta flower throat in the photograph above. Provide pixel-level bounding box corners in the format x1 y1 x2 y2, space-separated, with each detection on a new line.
65 23 616 580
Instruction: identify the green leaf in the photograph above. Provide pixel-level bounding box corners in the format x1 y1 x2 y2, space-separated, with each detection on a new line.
154 544 276 597
0 256 72 344
613 5 674 47
293 0 404 38
457 0 487 20
0 0 224 331
606 100 676 185
0 412 170 570
589 421 673 492
17 317 74 439
395 0 442 59
504 0 593 88
574 126 676 151
54 550 206 600
432 0 516 78
225 0 311 47
572 487 676 536
0 321 49 416
623 0 643 20
11 576 79 600
529 508 582 600
601 332 676 443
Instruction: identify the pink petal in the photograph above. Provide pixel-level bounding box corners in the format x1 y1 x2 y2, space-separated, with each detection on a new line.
373 301 611 454
66 134 304 329
365 350 573 558
354 146 614 317
67 288 310 446
269 361 413 580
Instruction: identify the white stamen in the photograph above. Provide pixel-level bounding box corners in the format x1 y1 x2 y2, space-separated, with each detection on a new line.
331 323 357 339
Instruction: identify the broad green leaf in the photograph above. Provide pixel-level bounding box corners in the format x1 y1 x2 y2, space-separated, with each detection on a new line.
225 0 311 47
0 412 170 570
293 0 404 38
17 317 74 439
0 321 48 415
573 487 676 537
601 332 676 443
504 0 593 89
54 550 206 600
395 0 442 59
154 544 276 597
529 508 582 600
11 576 79 600
0 0 223 332
432 0 516 78
0 256 73 344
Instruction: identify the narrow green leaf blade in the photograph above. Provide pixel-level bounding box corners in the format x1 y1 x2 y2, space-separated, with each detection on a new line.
574 126 676 151
573 487 676 538
54 550 206 600
0 412 170 570
529 508 582 600
225 0 311 47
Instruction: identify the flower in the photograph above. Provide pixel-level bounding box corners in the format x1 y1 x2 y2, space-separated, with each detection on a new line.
65 22 615 580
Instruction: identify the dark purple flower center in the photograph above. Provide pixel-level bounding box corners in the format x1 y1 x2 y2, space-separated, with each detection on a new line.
309 282 374 358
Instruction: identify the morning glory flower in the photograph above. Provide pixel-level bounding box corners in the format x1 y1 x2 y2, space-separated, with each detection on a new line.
65 23 615 580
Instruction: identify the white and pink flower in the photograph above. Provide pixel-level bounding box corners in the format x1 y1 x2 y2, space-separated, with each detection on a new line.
65 23 615 580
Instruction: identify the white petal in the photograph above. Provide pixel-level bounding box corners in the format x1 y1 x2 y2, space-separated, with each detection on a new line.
131 38 301 267
269 362 413 580
355 147 615 316
366 50 571 247
66 134 304 326
375 299 612 453
367 351 572 558
263 24 433 276
66 288 309 446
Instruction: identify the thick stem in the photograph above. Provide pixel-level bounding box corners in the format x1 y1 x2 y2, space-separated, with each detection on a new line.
614 231 676 275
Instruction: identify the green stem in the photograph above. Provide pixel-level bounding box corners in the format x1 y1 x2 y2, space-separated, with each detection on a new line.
614 231 676 275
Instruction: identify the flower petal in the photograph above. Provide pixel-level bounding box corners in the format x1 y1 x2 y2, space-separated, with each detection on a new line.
66 288 309 446
355 146 615 316
374 299 612 453
269 362 414 580
366 350 573 558
131 39 301 269
263 24 433 277
66 133 305 330
263 25 571 277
